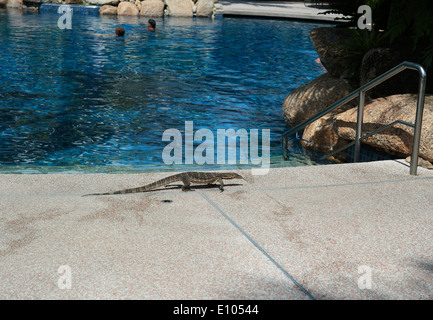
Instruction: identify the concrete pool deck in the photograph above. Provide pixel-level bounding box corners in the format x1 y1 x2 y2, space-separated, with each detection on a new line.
1 160 432 299
219 0 343 22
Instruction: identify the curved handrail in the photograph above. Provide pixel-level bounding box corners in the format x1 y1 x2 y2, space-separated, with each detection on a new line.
282 61 427 175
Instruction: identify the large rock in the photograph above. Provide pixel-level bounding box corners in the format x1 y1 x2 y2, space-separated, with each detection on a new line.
88 0 120 5
309 27 352 78
99 4 118 15
282 73 354 128
301 113 350 155
335 94 433 162
140 0 165 17
360 47 419 98
118 1 139 15
196 0 214 17
165 0 193 17
6 0 22 7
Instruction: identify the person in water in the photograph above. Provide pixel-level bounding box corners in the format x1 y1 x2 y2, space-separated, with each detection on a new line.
147 19 156 32
115 27 125 37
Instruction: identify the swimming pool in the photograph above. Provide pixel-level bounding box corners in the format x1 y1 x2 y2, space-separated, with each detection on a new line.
0 9 328 173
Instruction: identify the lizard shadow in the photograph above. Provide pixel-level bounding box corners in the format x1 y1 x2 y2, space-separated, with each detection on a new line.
149 183 244 192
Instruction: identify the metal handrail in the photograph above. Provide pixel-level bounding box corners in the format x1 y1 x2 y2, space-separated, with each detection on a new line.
282 61 427 175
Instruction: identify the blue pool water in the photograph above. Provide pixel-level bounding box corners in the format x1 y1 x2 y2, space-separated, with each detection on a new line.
0 9 328 173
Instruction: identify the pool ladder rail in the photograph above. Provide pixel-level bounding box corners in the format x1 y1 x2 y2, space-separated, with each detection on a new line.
282 61 427 175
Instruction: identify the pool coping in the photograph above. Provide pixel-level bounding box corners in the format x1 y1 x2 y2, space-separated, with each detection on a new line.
219 1 344 22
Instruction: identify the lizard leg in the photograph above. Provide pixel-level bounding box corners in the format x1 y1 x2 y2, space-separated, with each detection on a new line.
181 185 192 192
206 178 218 188
218 177 224 192
181 175 192 192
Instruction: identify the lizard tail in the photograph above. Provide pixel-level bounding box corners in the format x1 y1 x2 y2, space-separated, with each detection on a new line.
82 173 184 196
82 192 110 197
82 186 148 196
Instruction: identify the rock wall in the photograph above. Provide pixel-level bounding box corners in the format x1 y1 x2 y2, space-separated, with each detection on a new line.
5 0 23 8
139 0 165 17
14 0 221 17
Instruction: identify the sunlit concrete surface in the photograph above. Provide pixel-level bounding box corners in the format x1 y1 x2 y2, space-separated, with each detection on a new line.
220 1 344 21
0 160 432 299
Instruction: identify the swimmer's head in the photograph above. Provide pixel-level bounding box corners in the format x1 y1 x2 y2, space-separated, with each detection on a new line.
148 19 156 31
115 27 125 37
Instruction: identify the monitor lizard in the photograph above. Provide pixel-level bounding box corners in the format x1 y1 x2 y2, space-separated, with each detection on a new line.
83 171 244 196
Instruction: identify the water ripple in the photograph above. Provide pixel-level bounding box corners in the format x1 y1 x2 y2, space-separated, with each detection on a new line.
0 9 328 170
